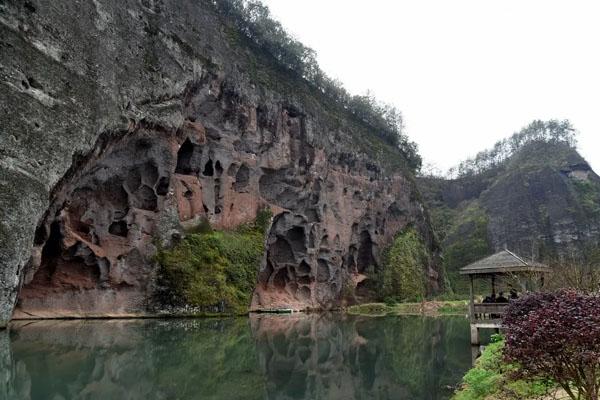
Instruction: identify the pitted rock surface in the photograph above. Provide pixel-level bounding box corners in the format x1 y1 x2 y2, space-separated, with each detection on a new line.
0 0 439 324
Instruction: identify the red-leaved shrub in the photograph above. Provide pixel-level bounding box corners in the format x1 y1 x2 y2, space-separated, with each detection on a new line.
503 290 600 400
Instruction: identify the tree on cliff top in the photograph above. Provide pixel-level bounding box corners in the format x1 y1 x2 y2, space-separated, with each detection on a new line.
503 290 600 400
213 0 422 171
450 119 577 178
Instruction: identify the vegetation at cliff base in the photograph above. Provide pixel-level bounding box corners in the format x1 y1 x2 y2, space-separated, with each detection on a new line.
156 210 271 313
375 228 429 303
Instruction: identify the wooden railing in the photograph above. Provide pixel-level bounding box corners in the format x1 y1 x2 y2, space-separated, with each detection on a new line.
470 303 509 323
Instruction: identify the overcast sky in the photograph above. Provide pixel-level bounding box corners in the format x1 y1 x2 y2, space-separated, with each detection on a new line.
261 0 599 172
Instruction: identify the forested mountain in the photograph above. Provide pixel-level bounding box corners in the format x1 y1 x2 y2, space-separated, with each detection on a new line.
419 121 600 291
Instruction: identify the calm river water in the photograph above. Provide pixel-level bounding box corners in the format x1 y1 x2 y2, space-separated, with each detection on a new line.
1 314 474 400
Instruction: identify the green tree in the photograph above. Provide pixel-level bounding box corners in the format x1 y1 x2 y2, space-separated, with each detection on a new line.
379 228 429 302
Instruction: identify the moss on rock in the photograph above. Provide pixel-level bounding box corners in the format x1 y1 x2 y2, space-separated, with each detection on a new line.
156 210 271 314
377 227 429 302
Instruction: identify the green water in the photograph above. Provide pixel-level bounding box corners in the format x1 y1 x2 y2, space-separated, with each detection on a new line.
2 314 473 400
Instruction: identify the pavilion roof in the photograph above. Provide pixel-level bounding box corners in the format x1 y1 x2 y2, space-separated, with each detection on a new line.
459 249 551 275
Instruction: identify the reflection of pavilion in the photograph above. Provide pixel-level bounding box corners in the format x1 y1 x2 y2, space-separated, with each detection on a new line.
460 250 551 345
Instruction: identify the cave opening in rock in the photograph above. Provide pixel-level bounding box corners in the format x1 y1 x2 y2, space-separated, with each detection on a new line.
156 176 170 195
344 246 357 271
203 159 214 176
108 220 128 237
297 260 311 276
357 231 375 273
16 216 105 315
40 221 63 275
285 226 306 254
214 160 223 176
12 129 177 320
227 163 238 176
270 237 295 264
233 164 250 192
175 139 196 175
33 223 47 246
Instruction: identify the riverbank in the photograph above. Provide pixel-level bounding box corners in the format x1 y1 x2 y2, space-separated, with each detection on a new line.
6 300 468 327
452 338 563 400
346 300 468 316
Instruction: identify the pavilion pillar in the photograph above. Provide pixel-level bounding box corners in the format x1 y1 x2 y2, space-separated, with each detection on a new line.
469 275 474 323
491 275 496 297
470 324 480 345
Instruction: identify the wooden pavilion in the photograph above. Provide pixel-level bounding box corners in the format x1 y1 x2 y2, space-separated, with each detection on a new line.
460 249 551 345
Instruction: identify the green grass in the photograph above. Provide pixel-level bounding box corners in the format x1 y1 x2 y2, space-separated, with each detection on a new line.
436 301 469 314
346 303 392 316
452 338 553 400
156 210 271 314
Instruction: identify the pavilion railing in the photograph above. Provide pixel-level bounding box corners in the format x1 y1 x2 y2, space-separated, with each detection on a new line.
470 303 509 323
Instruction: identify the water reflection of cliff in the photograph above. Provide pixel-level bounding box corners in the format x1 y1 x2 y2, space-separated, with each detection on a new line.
3 319 267 400
2 314 470 400
251 313 471 400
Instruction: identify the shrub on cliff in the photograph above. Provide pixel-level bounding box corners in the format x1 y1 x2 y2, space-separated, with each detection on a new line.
157 210 270 313
378 228 428 302
503 290 600 400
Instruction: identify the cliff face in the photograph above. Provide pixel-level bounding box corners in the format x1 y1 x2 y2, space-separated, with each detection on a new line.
0 0 438 325
420 141 600 287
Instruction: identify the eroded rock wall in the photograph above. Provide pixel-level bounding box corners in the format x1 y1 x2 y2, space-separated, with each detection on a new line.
0 0 438 324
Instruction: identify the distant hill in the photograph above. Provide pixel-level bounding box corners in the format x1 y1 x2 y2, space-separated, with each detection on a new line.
419 121 600 292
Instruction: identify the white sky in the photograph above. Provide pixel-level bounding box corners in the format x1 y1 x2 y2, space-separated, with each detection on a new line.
261 0 600 172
